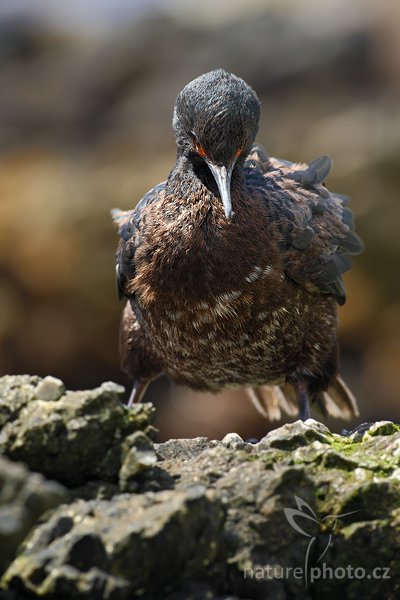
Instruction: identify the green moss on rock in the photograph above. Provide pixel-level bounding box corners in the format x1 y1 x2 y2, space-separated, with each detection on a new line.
1 377 400 598
0 377 155 487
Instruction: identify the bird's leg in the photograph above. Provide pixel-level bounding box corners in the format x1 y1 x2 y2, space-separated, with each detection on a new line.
127 379 149 408
295 381 311 421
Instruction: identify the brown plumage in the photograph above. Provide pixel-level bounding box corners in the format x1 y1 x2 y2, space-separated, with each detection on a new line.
112 69 363 422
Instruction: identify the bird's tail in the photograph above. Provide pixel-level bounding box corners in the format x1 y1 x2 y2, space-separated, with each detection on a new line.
319 375 359 419
246 375 359 421
245 385 298 421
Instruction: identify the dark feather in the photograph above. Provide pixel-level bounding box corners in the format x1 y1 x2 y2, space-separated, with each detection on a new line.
286 154 332 186
111 182 166 299
245 147 362 305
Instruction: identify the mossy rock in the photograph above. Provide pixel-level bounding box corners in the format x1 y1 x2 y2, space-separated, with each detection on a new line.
1 377 400 598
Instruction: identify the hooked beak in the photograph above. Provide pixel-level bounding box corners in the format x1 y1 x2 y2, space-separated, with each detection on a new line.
205 159 236 220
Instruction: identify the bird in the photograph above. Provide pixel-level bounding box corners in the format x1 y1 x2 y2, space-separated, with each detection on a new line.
112 69 363 423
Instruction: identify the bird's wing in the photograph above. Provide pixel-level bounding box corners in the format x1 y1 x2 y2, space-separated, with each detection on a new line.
244 144 363 305
111 182 166 300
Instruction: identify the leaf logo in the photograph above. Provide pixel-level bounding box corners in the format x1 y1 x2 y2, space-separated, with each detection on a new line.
283 496 357 586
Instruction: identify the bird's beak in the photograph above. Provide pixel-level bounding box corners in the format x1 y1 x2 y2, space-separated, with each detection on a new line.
206 160 236 220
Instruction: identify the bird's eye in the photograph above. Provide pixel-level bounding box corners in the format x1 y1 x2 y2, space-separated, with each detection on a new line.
195 142 207 158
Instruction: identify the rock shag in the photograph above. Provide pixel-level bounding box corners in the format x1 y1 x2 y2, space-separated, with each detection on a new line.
112 69 363 422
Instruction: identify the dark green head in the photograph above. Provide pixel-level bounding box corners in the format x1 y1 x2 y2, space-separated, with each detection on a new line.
172 69 260 218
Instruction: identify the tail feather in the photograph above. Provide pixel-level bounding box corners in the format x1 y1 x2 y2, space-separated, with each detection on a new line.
320 375 359 419
245 385 297 421
246 375 359 421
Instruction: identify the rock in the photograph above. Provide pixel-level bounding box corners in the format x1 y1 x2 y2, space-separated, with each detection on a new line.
154 437 215 461
256 418 332 450
2 377 400 598
2 487 224 600
0 375 42 428
0 455 65 573
35 376 65 402
362 421 400 439
0 376 156 487
221 432 246 450
119 431 158 492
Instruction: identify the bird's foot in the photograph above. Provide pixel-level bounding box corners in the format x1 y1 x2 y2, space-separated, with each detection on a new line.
341 422 374 438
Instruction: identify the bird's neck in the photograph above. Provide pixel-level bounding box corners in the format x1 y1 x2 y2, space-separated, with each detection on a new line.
137 155 276 302
165 155 247 215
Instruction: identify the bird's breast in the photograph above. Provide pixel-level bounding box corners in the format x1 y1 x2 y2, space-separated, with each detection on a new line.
134 186 280 302
134 261 310 389
130 188 312 387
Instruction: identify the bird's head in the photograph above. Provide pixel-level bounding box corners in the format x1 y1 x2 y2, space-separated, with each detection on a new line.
172 69 260 219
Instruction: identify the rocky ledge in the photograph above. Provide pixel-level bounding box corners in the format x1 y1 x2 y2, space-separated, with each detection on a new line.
0 375 399 599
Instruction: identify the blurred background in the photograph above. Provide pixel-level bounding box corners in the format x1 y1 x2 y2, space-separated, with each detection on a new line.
0 0 399 440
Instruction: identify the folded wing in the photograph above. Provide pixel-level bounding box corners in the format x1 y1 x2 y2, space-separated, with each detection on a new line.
111 182 166 300
245 145 363 305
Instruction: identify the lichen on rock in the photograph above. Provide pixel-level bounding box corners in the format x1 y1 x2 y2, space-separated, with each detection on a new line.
0 376 155 487
1 375 400 599
0 455 65 574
